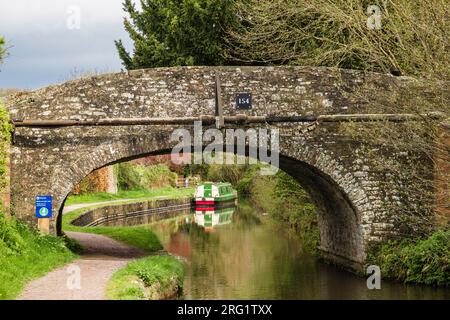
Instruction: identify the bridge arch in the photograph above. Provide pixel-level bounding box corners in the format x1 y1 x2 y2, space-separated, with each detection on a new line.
51 130 368 270
6 66 440 271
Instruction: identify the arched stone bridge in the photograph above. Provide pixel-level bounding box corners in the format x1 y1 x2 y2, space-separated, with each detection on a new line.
5 66 444 271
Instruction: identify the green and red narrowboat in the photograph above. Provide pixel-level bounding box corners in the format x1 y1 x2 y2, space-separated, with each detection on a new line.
193 182 237 209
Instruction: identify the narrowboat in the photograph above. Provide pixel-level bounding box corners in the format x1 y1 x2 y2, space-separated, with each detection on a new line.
193 182 237 208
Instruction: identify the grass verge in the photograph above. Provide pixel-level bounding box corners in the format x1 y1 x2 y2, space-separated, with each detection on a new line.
0 216 78 300
63 205 163 252
106 255 184 300
65 187 195 206
72 226 162 252
63 189 195 252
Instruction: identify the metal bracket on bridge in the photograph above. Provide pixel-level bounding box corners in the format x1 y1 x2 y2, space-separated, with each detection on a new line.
11 112 446 128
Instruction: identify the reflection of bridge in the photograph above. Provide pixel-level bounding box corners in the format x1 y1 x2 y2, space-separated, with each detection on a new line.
6 66 445 271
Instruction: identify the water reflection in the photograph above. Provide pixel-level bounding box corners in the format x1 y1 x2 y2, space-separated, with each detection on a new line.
147 204 450 300
193 207 235 232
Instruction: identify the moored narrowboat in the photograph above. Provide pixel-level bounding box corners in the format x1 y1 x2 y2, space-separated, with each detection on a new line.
193 182 237 208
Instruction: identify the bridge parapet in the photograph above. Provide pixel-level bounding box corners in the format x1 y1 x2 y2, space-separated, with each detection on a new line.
7 66 425 122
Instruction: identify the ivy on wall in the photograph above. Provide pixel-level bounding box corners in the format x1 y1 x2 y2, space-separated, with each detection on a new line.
0 104 12 210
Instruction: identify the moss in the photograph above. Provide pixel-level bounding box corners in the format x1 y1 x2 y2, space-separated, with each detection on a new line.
0 104 12 196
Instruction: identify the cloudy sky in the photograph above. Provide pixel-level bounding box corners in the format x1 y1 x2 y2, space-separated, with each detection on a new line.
0 0 135 89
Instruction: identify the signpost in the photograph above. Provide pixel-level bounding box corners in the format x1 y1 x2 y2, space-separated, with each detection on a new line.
36 195 52 234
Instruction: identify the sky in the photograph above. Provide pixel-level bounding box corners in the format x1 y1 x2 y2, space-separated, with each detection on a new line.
0 0 135 89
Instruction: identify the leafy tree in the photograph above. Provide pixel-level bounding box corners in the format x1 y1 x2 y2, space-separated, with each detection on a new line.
229 0 449 80
0 36 6 65
115 0 237 69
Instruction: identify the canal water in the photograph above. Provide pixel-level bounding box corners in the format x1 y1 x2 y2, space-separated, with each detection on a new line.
147 203 449 300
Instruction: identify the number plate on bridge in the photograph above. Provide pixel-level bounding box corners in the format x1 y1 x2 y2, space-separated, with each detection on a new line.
236 93 252 109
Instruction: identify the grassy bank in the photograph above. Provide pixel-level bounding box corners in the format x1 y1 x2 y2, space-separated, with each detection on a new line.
106 255 184 300
0 216 78 299
63 204 164 252
64 201 185 300
66 186 195 206
71 225 162 252
368 229 450 286
64 187 195 251
64 195 189 300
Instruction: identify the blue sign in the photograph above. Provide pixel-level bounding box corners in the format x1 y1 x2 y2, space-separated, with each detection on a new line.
36 195 52 218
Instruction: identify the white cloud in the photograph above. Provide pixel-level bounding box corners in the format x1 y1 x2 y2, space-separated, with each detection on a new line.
0 0 135 89
0 0 127 32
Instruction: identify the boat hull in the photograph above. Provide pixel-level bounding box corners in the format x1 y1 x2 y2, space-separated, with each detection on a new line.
192 182 238 210
193 197 237 210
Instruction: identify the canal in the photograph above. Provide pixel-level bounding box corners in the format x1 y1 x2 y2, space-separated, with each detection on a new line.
147 203 449 300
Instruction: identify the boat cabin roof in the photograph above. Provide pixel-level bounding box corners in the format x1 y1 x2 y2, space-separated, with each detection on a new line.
202 182 233 187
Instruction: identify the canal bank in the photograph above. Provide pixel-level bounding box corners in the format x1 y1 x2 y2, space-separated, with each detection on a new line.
60 197 190 300
68 197 192 228
2 193 192 300
234 167 450 287
62 196 192 252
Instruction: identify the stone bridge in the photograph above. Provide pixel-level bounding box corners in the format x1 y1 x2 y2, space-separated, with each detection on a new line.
5 66 444 271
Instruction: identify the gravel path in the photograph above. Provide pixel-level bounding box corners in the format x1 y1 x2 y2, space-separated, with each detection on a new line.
18 231 147 300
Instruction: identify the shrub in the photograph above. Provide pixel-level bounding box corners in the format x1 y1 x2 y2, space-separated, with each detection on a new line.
369 229 450 286
140 164 177 188
0 36 6 64
184 163 209 181
116 163 178 191
229 0 449 80
72 167 112 195
235 165 261 196
207 160 249 186
116 162 142 191
245 169 320 253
